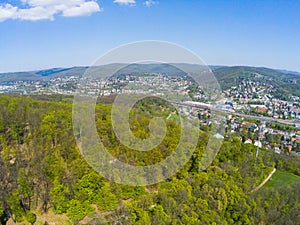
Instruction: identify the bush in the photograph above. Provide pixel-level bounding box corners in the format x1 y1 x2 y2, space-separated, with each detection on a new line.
66 200 95 222
26 211 36 224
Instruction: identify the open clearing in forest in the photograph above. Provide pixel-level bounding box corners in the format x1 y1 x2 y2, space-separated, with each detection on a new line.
262 170 300 190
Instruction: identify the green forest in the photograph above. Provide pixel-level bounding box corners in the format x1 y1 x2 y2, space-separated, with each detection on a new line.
0 95 299 225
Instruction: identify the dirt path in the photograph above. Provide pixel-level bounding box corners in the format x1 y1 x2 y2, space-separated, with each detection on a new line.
251 168 277 193
167 113 172 120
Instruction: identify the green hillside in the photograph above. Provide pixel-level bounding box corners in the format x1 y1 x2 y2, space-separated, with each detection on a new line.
213 66 300 97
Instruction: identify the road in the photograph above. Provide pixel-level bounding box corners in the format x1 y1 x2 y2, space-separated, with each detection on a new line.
174 101 300 127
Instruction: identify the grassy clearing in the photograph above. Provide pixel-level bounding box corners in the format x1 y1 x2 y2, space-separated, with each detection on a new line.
262 170 300 190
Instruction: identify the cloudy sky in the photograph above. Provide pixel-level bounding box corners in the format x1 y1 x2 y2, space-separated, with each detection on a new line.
0 0 300 72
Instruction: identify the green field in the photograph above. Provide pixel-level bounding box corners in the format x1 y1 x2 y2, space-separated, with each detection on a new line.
263 170 300 189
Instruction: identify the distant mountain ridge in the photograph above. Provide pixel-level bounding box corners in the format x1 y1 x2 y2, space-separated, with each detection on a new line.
35 68 73 76
1 64 299 96
276 69 300 77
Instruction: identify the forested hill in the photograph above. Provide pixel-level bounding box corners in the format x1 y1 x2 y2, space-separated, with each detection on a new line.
213 66 300 96
0 95 300 224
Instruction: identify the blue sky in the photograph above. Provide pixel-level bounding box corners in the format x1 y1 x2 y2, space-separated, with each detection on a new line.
0 0 300 72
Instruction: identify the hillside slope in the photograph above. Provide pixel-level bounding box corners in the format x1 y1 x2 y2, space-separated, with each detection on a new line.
213 66 300 96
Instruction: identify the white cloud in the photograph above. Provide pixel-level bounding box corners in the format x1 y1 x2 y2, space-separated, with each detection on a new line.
0 4 18 22
144 0 158 7
114 0 136 6
63 1 100 17
17 6 58 21
0 0 101 22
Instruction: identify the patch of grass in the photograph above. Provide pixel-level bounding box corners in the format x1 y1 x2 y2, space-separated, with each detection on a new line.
33 209 72 225
263 170 300 190
168 113 180 122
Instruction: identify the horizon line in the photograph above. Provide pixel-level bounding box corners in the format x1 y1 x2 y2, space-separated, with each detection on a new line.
0 64 300 75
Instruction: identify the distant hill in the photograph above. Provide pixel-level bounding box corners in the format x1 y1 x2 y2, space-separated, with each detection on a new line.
35 68 73 76
0 67 88 83
43 67 88 79
276 69 300 77
0 64 189 83
213 66 300 97
0 72 41 83
1 64 300 97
